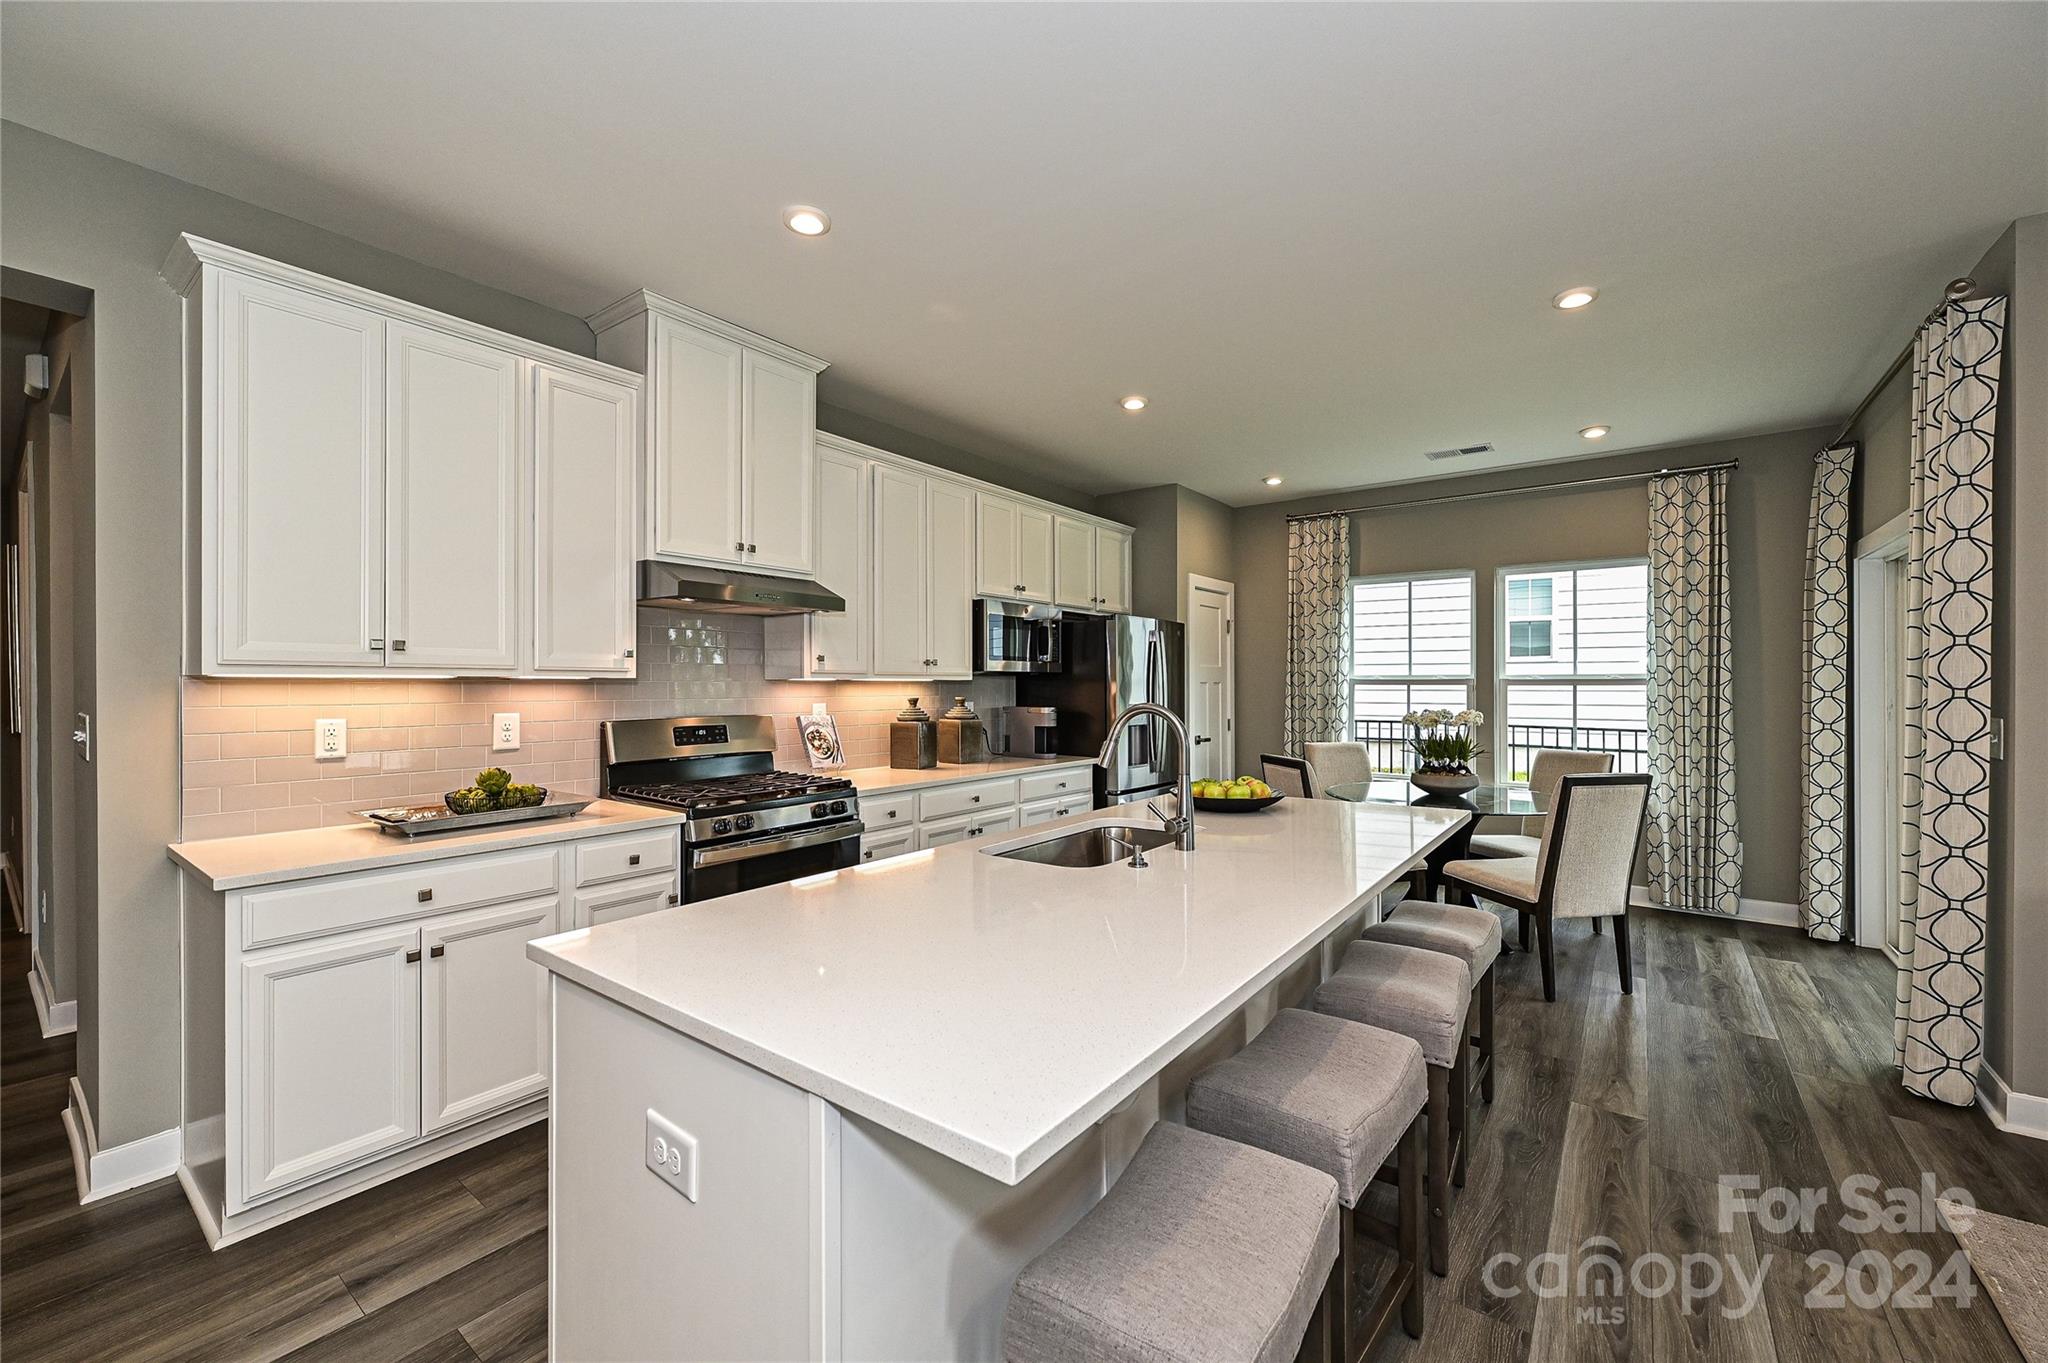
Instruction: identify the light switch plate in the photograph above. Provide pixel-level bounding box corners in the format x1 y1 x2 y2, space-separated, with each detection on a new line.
315 718 347 760
646 1108 698 1201
493 712 520 751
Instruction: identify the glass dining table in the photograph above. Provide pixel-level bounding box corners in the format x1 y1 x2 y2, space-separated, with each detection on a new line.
1323 778 1547 899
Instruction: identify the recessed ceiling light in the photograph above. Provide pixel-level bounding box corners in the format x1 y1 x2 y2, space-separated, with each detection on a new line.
1553 286 1598 310
783 205 830 237
1263 475 1284 486
1119 395 1148 412
1579 424 1611 440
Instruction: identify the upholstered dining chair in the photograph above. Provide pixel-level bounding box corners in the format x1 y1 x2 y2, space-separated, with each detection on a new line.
1303 741 1374 793
1259 753 1317 798
1468 748 1614 859
1440 773 1650 1002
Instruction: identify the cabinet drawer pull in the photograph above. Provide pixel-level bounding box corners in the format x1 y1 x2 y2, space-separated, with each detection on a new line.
625 648 635 659
667 892 681 906
417 888 433 903
748 543 757 553
862 850 873 861
404 948 422 964
816 654 825 665
736 540 746 552
628 854 642 866
970 794 981 803
370 637 385 650
429 944 445 959
886 809 898 819
392 639 408 652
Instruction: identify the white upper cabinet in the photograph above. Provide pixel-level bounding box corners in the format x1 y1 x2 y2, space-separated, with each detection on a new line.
805 443 871 675
976 494 1054 603
1095 526 1133 614
209 269 388 669
384 322 523 672
532 364 639 675
591 292 827 579
870 463 932 676
1052 515 1097 610
168 236 644 679
741 350 817 573
647 317 745 564
926 478 975 675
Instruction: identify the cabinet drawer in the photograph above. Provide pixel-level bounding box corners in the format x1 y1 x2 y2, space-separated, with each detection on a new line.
1018 767 1089 804
574 874 680 929
919 807 1019 850
918 777 1017 822
574 828 679 888
862 791 917 830
242 847 559 949
1019 796 1063 828
859 827 919 865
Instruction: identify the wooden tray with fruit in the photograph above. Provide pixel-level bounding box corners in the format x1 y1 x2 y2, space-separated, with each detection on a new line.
1189 776 1284 812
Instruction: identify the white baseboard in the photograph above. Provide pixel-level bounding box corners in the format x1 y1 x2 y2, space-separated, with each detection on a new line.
28 956 76 1036
1632 884 1802 930
63 1076 181 1203
1978 1061 2048 1142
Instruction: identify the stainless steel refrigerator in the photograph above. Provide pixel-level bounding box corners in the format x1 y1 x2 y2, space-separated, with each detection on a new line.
1016 614 1186 806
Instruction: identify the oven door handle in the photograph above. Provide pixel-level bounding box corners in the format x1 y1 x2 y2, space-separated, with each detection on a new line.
689 821 865 869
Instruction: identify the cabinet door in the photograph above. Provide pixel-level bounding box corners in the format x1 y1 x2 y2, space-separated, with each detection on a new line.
421 899 557 1134
1095 528 1133 614
1052 515 1097 610
385 322 523 672
213 271 387 668
859 826 918 865
920 807 1019 849
575 875 679 928
534 364 638 675
871 464 930 675
238 926 421 1204
741 351 817 574
1018 796 1063 828
925 478 975 676
1016 505 1056 602
975 495 1019 598
808 445 871 674
650 317 745 564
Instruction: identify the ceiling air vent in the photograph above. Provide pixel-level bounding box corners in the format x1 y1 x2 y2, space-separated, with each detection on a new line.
1423 442 1495 462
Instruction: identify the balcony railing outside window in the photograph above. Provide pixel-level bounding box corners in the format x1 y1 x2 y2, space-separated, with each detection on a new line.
1349 718 1649 782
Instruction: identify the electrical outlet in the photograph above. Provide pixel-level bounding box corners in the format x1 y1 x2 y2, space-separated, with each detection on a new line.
645 1108 698 1201
315 718 347 760
493 713 520 751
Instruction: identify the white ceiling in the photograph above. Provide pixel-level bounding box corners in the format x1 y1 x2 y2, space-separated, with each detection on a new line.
4 3 2044 505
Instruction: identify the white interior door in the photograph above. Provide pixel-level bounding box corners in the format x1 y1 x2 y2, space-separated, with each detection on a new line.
1186 575 1235 781
1852 523 1910 961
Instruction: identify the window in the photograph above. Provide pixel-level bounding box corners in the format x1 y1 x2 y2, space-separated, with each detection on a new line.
1497 561 1650 782
1349 572 1473 772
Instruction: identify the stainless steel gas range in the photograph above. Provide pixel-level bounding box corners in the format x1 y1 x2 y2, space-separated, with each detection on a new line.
600 715 862 901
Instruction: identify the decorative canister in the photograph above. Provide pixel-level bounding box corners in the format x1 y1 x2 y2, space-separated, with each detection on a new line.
890 699 938 769
937 697 990 765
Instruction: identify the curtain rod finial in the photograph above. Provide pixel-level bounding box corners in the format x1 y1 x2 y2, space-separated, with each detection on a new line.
1946 277 1976 300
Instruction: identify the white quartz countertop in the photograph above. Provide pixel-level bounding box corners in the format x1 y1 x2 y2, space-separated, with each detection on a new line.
841 755 1097 795
168 799 686 891
528 797 1467 1184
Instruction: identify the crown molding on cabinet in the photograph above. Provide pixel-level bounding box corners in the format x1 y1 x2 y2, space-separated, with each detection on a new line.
160 234 643 389
815 431 1133 535
584 289 830 375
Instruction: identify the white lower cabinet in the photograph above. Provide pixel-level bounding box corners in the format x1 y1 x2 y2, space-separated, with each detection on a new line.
1020 793 1093 827
860 826 918 864
182 822 683 1247
238 925 423 1202
421 899 558 1135
575 873 680 927
919 807 1019 849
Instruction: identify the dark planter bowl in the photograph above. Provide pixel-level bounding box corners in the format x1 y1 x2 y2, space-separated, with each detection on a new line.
1191 793 1286 813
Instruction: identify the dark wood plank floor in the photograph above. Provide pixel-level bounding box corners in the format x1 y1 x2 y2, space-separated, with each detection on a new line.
0 918 548 1363
5 904 2044 1361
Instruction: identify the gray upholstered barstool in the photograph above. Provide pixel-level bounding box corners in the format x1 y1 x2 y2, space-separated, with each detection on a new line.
1362 901 1503 1113
1003 1120 1341 1363
1187 1009 1428 1361
1309 939 1472 1276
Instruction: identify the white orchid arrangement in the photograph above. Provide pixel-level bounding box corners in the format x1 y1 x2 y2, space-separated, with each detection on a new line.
1401 708 1486 773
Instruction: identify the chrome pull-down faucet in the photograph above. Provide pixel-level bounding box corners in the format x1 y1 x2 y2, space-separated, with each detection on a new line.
1095 703 1195 854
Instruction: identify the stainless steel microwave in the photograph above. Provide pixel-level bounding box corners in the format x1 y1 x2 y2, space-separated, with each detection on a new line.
974 600 1063 674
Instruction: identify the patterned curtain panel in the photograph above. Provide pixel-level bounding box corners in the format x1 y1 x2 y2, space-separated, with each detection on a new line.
1897 296 2005 1107
1283 514 1351 753
1799 445 1856 941
1646 469 1742 916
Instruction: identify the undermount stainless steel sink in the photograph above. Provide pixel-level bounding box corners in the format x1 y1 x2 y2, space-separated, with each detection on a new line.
988 823 1178 868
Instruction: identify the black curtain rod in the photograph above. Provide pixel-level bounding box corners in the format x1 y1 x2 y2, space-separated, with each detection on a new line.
1285 458 1739 522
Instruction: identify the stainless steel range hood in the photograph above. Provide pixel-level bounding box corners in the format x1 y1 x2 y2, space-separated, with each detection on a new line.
637 562 845 616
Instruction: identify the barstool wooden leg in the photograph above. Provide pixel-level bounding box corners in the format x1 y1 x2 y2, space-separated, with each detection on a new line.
1519 910 1534 953
1479 964 1496 1103
1399 1115 1425 1338
1450 1041 1470 1190
1591 916 1603 935
1614 911 1634 994
1536 910 1557 1002
1426 1064 1451 1276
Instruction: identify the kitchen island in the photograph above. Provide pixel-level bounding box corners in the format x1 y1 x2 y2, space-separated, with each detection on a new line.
528 796 1467 1362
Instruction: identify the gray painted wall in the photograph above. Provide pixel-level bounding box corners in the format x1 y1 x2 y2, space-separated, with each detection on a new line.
1095 483 1237 623
1232 427 1827 906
